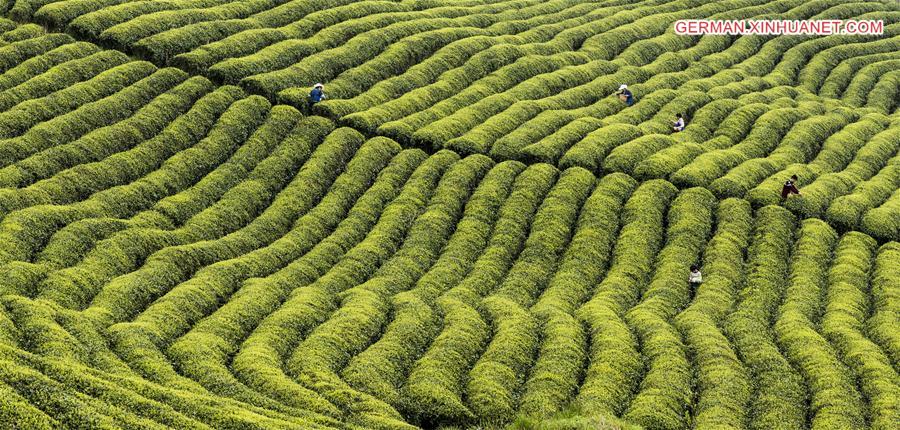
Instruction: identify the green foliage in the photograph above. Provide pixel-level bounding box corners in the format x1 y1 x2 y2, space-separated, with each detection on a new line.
0 8 897 430
775 219 866 430
673 198 753 428
402 163 557 427
575 179 678 417
826 152 900 234
870 242 900 366
821 233 899 430
725 205 807 430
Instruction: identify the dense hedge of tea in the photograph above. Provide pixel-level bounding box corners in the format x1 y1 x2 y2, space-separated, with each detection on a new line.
2 5 895 131
3 1 897 239
0 5 897 430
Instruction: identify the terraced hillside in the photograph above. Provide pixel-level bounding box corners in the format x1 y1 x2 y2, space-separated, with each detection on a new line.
5 1 897 164
0 1 897 429
3 0 898 235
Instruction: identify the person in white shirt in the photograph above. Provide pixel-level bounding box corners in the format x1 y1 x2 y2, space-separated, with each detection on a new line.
673 113 685 132
689 264 702 286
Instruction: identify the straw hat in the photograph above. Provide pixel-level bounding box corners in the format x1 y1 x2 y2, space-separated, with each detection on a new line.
619 84 628 90
314 83 324 88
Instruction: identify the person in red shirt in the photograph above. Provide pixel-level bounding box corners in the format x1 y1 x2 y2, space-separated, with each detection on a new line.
781 174 801 200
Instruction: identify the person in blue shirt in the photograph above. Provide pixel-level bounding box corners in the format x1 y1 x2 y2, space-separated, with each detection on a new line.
673 113 685 132
616 84 634 106
307 83 326 113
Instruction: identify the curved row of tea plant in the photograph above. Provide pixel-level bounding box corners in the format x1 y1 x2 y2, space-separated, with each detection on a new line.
5 1 898 240
5 132 897 428
0 10 897 430
0 67 897 427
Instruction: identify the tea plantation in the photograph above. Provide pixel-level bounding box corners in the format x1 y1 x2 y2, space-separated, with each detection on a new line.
0 0 897 429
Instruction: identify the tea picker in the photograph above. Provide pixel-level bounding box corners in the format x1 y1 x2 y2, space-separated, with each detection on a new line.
616 84 635 106
673 113 685 132
307 83 326 113
781 175 801 200
689 265 702 286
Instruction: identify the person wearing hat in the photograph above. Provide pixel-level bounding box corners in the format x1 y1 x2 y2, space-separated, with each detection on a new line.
616 84 634 106
308 83 326 113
